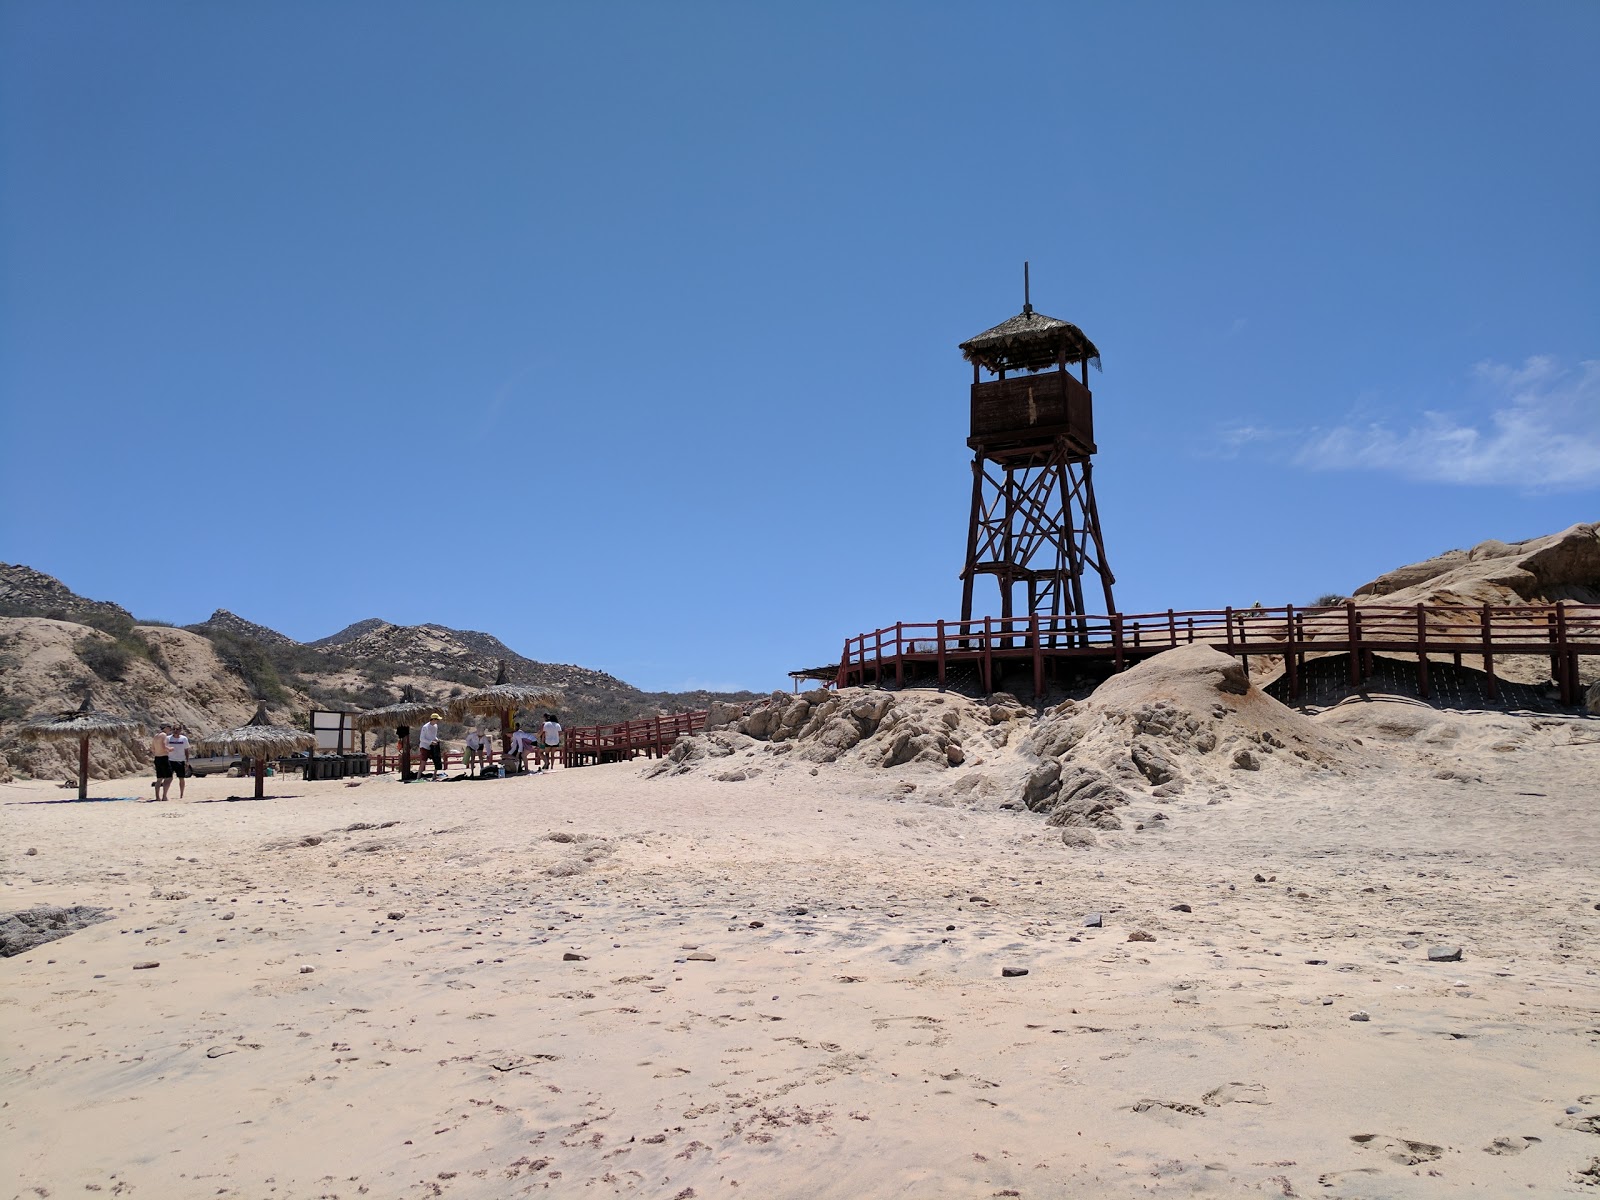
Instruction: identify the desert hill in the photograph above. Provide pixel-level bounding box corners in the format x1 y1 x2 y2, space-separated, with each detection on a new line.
0 564 760 785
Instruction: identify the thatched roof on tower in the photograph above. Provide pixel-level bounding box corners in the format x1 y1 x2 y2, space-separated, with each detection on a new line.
195 705 315 759
18 695 141 743
959 308 1101 374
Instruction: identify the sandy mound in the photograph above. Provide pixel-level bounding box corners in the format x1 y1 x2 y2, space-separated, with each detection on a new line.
1014 644 1367 835
1353 521 1600 606
646 687 1014 781
652 646 1369 845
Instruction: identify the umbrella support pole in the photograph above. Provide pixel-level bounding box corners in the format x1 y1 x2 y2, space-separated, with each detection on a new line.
501 711 513 768
398 725 413 782
78 735 89 802
255 757 266 800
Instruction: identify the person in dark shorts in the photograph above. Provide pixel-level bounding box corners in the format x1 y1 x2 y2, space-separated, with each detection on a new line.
166 723 192 799
151 723 173 801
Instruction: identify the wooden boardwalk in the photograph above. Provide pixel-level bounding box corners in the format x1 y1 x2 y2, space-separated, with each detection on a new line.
832 602 1600 706
563 710 707 767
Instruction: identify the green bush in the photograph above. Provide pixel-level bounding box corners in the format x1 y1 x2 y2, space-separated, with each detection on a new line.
78 638 132 681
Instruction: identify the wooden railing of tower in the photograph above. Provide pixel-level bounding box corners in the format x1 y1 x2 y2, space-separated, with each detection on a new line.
833 601 1600 705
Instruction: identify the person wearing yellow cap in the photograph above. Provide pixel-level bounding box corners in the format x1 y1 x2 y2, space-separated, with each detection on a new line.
419 713 444 779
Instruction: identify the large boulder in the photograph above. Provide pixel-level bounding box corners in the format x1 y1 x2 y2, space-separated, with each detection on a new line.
1353 522 1600 606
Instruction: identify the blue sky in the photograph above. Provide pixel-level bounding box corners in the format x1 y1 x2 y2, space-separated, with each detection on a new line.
2 2 1596 693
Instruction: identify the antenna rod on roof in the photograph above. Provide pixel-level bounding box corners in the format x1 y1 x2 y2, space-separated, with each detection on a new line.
1023 261 1031 314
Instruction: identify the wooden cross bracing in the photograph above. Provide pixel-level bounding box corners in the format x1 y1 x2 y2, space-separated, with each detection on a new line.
960 436 1115 629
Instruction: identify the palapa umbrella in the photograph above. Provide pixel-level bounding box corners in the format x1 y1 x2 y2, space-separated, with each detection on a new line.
195 704 316 799
449 660 560 761
352 685 440 781
18 694 143 801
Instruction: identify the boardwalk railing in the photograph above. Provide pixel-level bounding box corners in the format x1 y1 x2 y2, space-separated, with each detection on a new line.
835 601 1600 705
563 710 708 767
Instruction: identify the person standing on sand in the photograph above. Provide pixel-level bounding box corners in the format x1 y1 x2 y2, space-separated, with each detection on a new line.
419 713 443 779
464 728 482 776
540 713 562 771
166 723 192 799
151 723 173 801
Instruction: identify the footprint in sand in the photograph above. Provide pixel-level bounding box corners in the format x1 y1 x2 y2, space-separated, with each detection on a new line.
1201 1081 1270 1106
1483 1135 1540 1155
1349 1133 1445 1165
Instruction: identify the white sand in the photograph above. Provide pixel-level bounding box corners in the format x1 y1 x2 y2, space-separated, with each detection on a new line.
3 711 1599 1198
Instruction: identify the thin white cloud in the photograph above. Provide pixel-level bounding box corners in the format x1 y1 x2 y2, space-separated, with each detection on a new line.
1222 356 1600 490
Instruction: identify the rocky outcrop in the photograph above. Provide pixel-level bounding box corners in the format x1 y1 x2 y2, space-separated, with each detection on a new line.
647 687 991 778
1353 522 1600 606
0 905 111 957
1018 643 1364 799
188 609 298 648
0 563 135 628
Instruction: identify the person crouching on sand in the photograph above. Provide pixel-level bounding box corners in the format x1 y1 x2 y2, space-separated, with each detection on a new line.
510 724 538 774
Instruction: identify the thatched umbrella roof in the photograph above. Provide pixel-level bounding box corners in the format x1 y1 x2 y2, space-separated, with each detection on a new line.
351 697 442 732
447 661 560 761
959 308 1101 374
18 697 141 744
195 704 316 759
448 683 561 723
195 704 316 800
18 695 143 801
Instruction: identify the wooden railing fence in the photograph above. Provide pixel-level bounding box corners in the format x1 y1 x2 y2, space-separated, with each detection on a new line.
835 601 1600 705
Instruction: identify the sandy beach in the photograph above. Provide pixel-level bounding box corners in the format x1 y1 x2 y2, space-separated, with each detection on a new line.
4 688 1598 1199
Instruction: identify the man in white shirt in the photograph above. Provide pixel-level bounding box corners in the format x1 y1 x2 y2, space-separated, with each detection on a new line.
540 715 563 771
166 724 192 799
419 714 443 779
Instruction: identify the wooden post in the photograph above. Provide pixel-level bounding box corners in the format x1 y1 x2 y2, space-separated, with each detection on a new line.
875 628 884 687
836 639 852 690
254 754 266 800
1481 602 1498 700
1112 613 1125 672
936 619 947 689
77 734 89 802
1167 609 1176 649
1286 604 1299 699
894 622 904 687
399 724 412 782
1346 601 1361 684
1030 613 1043 699
1555 604 1571 705
1415 604 1430 699
982 616 994 695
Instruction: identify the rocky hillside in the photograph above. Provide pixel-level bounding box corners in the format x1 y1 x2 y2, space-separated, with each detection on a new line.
0 565 760 785
0 563 135 630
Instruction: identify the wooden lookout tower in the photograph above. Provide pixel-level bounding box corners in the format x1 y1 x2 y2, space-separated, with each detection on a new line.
957 269 1115 627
